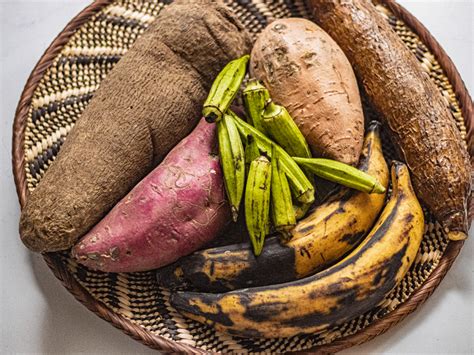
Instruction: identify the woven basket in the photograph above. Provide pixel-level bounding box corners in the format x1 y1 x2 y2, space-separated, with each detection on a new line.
12 0 473 353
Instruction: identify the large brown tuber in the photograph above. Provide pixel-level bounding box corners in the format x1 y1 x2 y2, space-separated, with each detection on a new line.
20 0 252 252
309 0 471 239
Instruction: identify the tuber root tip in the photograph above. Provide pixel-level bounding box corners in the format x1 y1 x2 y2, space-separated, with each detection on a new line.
447 231 467 241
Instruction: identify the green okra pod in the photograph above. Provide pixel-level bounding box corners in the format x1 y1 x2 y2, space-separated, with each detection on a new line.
228 110 315 204
217 114 246 222
271 145 296 241
203 55 250 123
293 157 386 194
262 100 311 159
245 155 272 256
245 135 260 174
243 79 270 134
293 201 312 221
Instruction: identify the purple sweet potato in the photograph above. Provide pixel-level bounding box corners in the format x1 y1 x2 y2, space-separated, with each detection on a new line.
72 119 230 272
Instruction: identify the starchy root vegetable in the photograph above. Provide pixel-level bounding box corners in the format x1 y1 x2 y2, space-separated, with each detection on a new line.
250 18 364 166
310 0 472 239
72 119 230 272
19 1 252 252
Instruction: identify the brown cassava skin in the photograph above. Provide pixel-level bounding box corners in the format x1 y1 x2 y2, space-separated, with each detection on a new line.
20 1 252 252
310 0 471 237
72 119 230 272
250 18 364 165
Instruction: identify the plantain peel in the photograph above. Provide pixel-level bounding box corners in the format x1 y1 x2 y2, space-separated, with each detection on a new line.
171 161 424 338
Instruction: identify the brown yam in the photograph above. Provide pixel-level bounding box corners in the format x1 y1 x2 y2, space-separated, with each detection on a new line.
20 0 252 252
309 0 471 238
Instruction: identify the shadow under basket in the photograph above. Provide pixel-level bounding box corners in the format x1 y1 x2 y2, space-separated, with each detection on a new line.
12 0 473 353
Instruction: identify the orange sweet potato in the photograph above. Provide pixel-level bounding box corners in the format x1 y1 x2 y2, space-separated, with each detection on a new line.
250 18 364 165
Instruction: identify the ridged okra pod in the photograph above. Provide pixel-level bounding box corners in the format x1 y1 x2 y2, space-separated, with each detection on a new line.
217 114 246 221
293 157 385 194
203 55 250 123
243 79 269 134
271 145 296 241
245 135 260 174
262 100 311 159
245 155 272 256
228 110 314 204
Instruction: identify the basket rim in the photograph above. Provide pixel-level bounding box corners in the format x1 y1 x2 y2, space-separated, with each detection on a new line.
11 0 473 353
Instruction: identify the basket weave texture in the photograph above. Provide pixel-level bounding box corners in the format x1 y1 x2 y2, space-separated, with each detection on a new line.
12 0 473 353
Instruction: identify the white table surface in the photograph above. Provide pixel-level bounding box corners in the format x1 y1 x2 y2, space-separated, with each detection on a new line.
0 1 472 354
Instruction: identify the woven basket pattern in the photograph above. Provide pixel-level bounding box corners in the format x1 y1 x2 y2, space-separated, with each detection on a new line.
20 0 469 353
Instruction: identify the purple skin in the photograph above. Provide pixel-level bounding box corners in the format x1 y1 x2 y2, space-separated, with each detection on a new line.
72 118 230 272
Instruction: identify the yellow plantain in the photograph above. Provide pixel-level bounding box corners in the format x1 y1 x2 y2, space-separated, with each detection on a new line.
157 122 389 292
171 161 425 338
